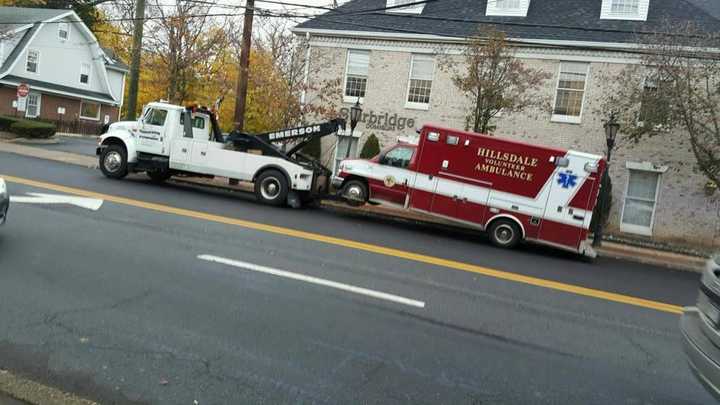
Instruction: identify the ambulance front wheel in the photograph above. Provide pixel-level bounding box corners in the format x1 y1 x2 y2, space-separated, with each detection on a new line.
488 219 522 249
342 180 368 207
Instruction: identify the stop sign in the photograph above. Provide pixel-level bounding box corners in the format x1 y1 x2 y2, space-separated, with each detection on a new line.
17 83 29 98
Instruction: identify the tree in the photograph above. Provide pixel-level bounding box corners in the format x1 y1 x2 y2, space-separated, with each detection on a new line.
440 27 551 134
601 21 720 188
359 134 381 159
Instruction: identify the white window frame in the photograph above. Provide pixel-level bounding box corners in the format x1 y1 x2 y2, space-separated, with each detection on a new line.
25 49 39 74
58 22 70 41
386 0 425 14
405 54 434 111
343 49 369 104
79 100 101 121
485 0 529 17
620 162 666 236
25 92 41 118
551 61 590 124
600 0 649 21
333 129 362 175
80 62 91 86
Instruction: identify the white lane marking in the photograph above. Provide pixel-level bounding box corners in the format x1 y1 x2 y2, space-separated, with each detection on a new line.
197 254 426 309
10 192 103 211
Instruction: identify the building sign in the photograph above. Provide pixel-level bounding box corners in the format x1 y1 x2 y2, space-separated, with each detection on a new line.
339 107 416 132
474 147 539 182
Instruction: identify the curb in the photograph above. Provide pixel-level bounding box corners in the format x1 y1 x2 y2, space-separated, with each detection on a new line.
0 140 708 272
0 369 96 405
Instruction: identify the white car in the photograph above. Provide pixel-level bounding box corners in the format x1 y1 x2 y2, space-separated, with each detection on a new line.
681 253 720 400
0 178 8 225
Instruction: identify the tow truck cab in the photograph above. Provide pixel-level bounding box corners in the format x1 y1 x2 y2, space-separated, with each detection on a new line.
97 102 320 206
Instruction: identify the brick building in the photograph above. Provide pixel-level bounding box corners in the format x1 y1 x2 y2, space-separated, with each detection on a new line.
0 7 127 132
293 0 720 249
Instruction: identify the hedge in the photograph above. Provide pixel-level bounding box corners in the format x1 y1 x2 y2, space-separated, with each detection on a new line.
0 116 20 131
9 120 56 139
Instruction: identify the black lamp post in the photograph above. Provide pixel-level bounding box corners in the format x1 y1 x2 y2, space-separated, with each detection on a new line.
346 98 363 158
593 112 620 248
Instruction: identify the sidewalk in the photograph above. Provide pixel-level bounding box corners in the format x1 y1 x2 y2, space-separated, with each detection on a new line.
0 369 95 405
0 140 709 272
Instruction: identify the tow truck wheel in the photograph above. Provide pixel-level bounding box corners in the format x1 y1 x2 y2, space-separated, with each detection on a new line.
99 144 128 179
342 180 368 207
255 170 289 206
147 170 172 183
488 218 522 249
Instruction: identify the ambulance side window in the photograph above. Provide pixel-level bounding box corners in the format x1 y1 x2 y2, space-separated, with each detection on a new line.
381 147 414 169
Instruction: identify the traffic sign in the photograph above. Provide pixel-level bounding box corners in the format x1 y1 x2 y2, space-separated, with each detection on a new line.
16 83 29 98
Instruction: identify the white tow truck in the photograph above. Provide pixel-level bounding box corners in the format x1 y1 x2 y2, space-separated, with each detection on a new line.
96 102 345 206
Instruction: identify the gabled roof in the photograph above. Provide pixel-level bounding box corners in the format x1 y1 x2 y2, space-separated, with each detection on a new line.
294 0 720 46
0 23 40 73
0 7 72 33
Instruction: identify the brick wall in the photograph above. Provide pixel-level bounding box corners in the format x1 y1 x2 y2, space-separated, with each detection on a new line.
0 84 119 134
306 44 720 249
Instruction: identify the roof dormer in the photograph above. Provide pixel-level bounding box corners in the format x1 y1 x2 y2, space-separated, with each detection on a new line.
386 0 425 14
485 0 530 17
600 0 649 21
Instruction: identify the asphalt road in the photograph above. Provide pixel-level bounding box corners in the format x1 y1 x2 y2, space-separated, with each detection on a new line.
0 151 712 404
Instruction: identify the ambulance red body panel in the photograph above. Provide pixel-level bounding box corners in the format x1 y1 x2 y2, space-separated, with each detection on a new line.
333 125 606 256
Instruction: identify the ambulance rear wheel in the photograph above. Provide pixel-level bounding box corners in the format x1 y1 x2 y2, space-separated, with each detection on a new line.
342 180 368 207
255 170 289 206
488 219 522 249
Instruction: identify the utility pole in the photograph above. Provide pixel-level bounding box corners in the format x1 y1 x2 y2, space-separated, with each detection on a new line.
126 0 146 120
233 0 255 132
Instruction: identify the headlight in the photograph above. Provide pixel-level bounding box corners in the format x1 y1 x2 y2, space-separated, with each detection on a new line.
0 179 6 196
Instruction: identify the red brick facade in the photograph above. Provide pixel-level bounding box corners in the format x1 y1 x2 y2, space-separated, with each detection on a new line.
0 84 119 127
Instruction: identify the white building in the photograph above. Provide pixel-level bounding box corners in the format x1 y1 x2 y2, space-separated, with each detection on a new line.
294 0 720 249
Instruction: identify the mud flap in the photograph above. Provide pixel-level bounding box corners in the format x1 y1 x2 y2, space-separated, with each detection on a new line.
287 191 302 209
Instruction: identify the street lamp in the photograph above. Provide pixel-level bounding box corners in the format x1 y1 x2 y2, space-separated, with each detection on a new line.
346 98 363 158
593 112 620 248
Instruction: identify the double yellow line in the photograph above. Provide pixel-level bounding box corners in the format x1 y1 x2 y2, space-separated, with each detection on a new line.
2 174 684 314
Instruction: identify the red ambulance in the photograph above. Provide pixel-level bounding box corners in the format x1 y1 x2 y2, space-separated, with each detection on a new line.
333 124 606 257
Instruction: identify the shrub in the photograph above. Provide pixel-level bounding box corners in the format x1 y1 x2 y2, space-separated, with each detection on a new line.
359 133 381 159
0 116 21 131
9 120 56 138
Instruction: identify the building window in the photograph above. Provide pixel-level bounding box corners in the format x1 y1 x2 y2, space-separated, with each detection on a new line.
601 0 648 20
497 0 521 8
552 62 589 123
333 130 360 174
26 49 39 73
386 0 425 14
621 169 661 236
58 22 69 40
80 101 100 120
486 0 529 17
25 93 40 118
344 50 369 103
638 74 671 129
80 63 91 85
611 0 639 14
406 54 434 110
